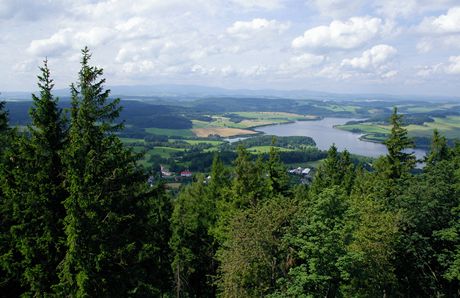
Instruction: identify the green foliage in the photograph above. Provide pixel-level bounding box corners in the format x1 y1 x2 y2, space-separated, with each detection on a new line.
426 129 450 166
267 144 290 196
218 196 296 297
58 47 164 297
310 145 355 195
278 186 349 297
3 50 460 298
383 107 416 180
0 60 68 296
170 175 216 297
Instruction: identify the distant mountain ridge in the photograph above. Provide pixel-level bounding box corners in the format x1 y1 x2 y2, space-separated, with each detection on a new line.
1 84 458 102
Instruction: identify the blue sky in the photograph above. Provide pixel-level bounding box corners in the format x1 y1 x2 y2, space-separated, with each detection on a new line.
1 0 460 96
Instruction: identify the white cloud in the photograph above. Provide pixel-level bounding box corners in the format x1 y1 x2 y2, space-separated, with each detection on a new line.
230 0 284 10
290 53 325 67
27 27 115 57
342 44 397 70
445 56 460 74
0 0 66 20
27 29 74 57
419 6 460 34
227 18 290 39
416 64 444 77
278 53 325 77
292 17 388 50
416 40 432 53
374 0 417 19
306 0 365 18
75 27 115 47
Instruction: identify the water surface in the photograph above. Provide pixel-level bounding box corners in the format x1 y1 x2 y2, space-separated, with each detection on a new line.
256 118 426 159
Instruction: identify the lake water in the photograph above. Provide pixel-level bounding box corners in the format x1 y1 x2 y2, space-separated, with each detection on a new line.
256 117 426 159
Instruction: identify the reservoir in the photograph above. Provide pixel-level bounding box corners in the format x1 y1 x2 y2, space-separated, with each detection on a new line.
256 117 426 159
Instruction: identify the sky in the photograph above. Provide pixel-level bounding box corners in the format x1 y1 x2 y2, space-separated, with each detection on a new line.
1 0 460 97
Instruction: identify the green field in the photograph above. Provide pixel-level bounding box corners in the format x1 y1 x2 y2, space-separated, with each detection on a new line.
318 104 360 113
406 116 460 138
335 123 390 134
234 111 316 121
247 146 294 153
192 117 286 130
147 147 185 158
120 137 145 144
337 116 460 140
145 127 195 137
181 139 224 146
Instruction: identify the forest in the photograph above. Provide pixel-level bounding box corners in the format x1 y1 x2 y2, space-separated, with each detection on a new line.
1 48 460 297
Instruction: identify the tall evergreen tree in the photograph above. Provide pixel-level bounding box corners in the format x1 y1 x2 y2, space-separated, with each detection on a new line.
0 102 24 296
170 175 216 298
0 60 68 296
58 47 161 296
383 107 416 180
310 145 355 195
231 145 269 208
0 101 7 135
267 142 290 196
426 129 450 166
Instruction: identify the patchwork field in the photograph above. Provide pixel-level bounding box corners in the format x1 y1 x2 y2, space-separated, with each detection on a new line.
247 146 294 153
192 127 257 138
336 116 460 141
234 111 318 121
407 116 460 138
145 127 195 137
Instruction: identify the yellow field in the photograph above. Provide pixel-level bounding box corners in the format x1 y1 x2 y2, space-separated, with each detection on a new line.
192 127 257 137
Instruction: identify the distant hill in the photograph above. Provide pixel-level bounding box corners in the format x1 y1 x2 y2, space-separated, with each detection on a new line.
1 84 459 102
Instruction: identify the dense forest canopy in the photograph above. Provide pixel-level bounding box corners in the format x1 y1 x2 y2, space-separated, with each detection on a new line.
1 48 460 297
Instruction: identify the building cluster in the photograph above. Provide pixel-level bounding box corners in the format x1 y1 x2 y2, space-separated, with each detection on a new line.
160 165 192 178
288 167 311 176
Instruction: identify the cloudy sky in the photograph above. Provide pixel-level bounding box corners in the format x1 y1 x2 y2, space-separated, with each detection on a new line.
1 0 460 96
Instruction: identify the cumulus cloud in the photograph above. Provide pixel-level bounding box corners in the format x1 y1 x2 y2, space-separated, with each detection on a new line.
289 53 325 67
0 0 66 20
342 44 397 70
336 44 399 79
28 27 115 57
230 0 284 10
227 18 290 39
418 6 460 34
445 56 460 74
306 0 365 18
416 40 433 53
292 17 389 50
374 0 417 19
27 29 74 57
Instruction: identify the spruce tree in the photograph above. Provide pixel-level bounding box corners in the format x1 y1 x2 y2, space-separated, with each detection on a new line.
21 59 67 294
58 47 161 296
0 101 7 134
426 129 450 166
0 60 67 295
0 102 24 296
267 142 290 196
383 107 416 179
170 175 216 297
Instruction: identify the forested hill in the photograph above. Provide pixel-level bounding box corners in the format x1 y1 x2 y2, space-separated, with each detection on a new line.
1 49 460 297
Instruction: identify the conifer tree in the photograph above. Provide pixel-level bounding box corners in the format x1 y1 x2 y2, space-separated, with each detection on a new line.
267 142 290 196
0 101 7 135
0 102 23 296
310 145 355 195
0 60 67 295
383 107 415 179
58 47 161 296
426 129 450 166
232 145 268 208
170 174 216 297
